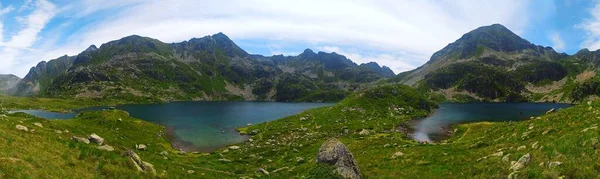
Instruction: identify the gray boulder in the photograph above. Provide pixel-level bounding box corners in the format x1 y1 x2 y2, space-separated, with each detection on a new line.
71 136 90 144
88 133 104 145
317 138 361 179
123 150 156 175
510 153 531 171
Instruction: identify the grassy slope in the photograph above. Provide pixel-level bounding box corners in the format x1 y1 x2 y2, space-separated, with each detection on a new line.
0 84 599 178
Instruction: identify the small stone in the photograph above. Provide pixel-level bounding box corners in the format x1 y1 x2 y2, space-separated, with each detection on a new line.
160 151 169 156
15 125 28 132
257 168 269 175
71 136 90 144
392 151 405 159
55 130 63 134
358 129 370 136
97 145 115 151
229 146 240 150
517 145 526 151
218 158 231 162
117 118 122 121
490 151 503 157
296 157 305 163
136 144 147 150
33 122 43 128
531 141 539 149
187 170 195 174
502 154 511 162
246 123 252 126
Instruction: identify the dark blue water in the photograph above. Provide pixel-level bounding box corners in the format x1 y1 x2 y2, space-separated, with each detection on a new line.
412 103 572 142
11 101 331 151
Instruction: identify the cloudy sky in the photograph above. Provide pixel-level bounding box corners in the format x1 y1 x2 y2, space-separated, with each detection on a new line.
0 0 599 77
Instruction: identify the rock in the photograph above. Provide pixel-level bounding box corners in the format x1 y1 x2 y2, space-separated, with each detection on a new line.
229 146 240 150
88 133 104 145
97 145 115 151
250 129 260 135
64 130 70 133
160 151 169 156
33 122 43 128
123 150 156 174
546 108 555 114
548 161 562 168
490 151 503 157
54 130 63 134
272 167 289 173
358 129 370 136
71 136 90 144
502 154 511 162
246 123 252 126
391 151 405 159
187 170 195 174
517 145 526 151
531 141 539 149
257 168 269 175
218 158 231 162
509 153 531 171
508 171 519 179
296 157 305 163
15 125 28 132
117 118 122 122
317 138 361 179
136 144 147 150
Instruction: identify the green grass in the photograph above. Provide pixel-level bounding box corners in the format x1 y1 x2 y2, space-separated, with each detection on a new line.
1 84 599 178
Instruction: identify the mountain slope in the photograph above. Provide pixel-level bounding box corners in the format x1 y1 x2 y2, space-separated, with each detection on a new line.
396 24 590 102
12 33 392 102
0 74 21 94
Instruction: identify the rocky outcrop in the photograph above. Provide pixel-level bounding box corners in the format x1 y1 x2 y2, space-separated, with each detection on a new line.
123 150 156 175
15 125 28 132
317 138 361 179
88 133 104 145
71 136 90 144
510 153 531 171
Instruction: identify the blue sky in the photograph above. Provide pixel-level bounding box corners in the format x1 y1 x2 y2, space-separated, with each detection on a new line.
1 0 600 77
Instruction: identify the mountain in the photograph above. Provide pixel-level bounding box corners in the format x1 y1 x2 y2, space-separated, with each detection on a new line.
0 74 21 94
11 33 392 102
396 24 591 102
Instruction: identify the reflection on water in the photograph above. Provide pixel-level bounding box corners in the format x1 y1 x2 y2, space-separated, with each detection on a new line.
411 103 571 142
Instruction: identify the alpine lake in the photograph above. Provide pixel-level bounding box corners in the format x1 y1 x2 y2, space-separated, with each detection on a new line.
11 101 571 151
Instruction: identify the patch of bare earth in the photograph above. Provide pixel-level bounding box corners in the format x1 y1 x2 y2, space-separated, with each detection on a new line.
576 71 596 82
225 81 256 100
526 78 567 94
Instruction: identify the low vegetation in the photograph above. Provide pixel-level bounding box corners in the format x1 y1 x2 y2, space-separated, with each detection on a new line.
0 83 599 178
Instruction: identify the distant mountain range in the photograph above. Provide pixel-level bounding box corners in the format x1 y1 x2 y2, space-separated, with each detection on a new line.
395 24 599 103
8 24 600 103
7 33 393 102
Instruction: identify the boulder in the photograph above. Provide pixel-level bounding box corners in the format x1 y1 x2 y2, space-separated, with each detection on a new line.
546 108 555 114
136 144 147 150
71 136 90 144
548 161 562 168
509 153 531 171
516 145 526 151
317 138 361 179
123 150 156 174
97 145 115 152
358 129 370 136
33 122 43 128
15 125 28 132
88 133 104 145
229 146 240 150
391 151 405 159
502 154 511 162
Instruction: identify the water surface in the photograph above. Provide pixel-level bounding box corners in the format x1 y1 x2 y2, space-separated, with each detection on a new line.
412 103 571 142
11 101 331 152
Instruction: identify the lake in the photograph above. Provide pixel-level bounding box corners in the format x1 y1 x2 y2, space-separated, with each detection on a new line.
411 103 572 142
11 101 332 152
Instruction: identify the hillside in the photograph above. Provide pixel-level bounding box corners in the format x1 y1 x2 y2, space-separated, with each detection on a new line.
0 74 20 94
395 24 595 103
9 34 392 103
1 85 599 178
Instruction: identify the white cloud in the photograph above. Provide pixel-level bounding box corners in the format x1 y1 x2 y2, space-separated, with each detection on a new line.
550 32 565 51
3 0 532 77
0 0 56 76
578 1 600 50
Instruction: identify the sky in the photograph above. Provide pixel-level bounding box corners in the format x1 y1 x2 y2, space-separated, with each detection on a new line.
1 0 600 78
